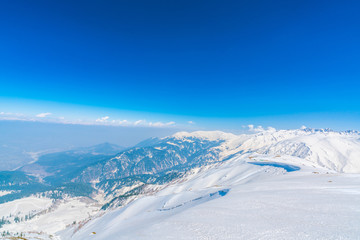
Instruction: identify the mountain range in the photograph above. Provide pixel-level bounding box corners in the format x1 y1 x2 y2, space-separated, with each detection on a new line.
0 128 360 239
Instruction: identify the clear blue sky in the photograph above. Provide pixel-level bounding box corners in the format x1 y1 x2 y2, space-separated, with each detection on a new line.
1 0 360 130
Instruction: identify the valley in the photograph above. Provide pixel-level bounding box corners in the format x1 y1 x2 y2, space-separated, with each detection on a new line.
0 128 359 239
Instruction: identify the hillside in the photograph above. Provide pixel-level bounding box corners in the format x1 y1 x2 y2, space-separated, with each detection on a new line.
0 128 359 239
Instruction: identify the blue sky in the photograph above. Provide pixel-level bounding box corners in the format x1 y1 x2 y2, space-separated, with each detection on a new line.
1 0 360 131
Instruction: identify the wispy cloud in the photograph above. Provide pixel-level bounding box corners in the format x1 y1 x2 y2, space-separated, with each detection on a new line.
0 112 27 121
111 119 128 125
149 121 175 127
95 116 110 122
112 119 176 128
0 112 24 117
0 112 179 128
134 119 145 126
94 118 177 128
36 112 52 118
246 124 276 132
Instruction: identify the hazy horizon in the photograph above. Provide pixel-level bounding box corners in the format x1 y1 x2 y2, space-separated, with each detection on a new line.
0 120 179 170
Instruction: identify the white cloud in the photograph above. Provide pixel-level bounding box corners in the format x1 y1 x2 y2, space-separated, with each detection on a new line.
0 112 28 121
36 112 52 118
248 124 254 131
93 118 177 128
111 119 129 126
248 124 264 132
96 116 110 122
255 126 264 132
267 126 276 132
119 120 128 124
105 119 177 128
188 121 195 124
134 120 145 125
149 121 176 127
247 125 276 132
0 112 177 128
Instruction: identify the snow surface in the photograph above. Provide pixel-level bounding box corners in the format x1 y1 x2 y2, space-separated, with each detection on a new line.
172 131 238 141
61 153 360 240
0 197 52 218
2 128 360 239
1 197 100 234
0 190 13 197
184 128 360 173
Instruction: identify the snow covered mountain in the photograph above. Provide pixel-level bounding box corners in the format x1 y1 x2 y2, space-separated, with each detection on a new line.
1 128 360 239
75 132 228 184
210 127 360 173
62 153 360 240
75 127 360 189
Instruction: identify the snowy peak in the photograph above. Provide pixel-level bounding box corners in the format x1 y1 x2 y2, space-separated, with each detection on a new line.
168 128 360 173
2 127 360 239
300 127 360 135
171 131 237 141
76 133 226 184
228 128 360 173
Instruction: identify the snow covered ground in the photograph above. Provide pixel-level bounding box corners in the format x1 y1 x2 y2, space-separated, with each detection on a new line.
1 128 360 239
0 197 52 220
0 191 14 197
61 153 360 240
2 197 100 234
180 128 360 173
0 197 101 240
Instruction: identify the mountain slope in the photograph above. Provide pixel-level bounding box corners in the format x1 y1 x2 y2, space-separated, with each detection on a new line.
60 128 360 239
216 128 360 173
75 135 226 184
2 128 360 239
62 153 360 240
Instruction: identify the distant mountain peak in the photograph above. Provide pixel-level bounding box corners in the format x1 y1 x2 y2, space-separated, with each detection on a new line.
299 127 359 135
171 131 237 141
